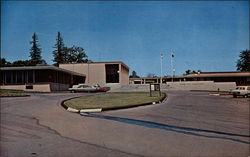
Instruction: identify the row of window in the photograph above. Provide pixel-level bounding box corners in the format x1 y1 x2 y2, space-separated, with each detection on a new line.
3 71 34 84
1 70 77 85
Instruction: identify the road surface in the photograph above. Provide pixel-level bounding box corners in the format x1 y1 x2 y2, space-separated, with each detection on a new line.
1 91 249 157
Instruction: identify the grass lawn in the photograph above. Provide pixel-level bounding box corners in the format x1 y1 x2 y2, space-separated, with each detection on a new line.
0 89 28 97
64 92 166 110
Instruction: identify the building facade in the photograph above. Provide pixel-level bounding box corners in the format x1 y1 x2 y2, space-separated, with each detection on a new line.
59 62 129 85
130 72 250 86
0 66 85 92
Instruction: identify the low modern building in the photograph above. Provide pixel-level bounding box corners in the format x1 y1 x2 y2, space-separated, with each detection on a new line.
130 71 250 86
0 65 85 92
183 71 250 85
59 62 129 85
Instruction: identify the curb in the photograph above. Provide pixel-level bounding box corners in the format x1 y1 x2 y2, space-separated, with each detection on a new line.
61 97 103 113
61 92 167 113
209 93 220 96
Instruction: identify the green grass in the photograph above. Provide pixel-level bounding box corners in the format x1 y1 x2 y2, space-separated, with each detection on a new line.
0 89 28 97
64 92 166 110
0 89 24 93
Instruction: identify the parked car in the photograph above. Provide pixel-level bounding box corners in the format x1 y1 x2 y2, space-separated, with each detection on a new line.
231 86 250 98
69 84 110 93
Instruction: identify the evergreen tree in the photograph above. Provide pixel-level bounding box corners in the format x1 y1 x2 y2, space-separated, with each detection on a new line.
29 33 45 65
53 32 65 66
130 71 140 78
236 49 250 71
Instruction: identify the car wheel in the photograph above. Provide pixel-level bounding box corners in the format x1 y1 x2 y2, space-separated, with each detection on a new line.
233 95 237 98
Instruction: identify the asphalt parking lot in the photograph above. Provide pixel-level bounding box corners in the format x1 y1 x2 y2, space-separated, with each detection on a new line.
1 91 249 157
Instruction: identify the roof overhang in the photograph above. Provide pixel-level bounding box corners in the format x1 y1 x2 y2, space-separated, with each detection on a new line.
59 61 130 71
0 65 86 77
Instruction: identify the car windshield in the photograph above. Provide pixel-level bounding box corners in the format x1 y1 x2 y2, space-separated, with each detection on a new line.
236 87 245 90
79 85 90 88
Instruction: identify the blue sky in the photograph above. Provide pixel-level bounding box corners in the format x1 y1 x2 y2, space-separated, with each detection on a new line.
1 1 249 76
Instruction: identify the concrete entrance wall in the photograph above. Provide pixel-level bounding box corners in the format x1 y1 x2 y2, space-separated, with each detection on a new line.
166 81 236 91
109 81 237 92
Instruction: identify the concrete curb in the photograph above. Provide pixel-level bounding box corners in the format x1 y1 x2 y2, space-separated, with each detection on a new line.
67 107 80 112
209 93 220 96
61 92 167 113
80 109 102 113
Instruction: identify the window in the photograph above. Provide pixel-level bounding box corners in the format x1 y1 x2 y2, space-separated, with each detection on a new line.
5 71 12 84
27 71 33 83
16 71 23 84
105 64 119 83
26 85 33 89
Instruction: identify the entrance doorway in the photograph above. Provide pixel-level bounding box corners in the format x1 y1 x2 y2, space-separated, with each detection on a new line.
105 64 119 83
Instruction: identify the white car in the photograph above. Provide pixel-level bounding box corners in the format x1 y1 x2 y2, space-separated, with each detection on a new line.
232 86 250 98
69 84 110 93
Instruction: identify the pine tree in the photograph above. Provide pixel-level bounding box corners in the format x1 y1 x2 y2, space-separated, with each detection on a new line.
236 49 250 71
53 32 65 66
29 33 45 65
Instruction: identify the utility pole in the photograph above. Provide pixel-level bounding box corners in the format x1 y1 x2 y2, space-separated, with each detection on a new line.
160 53 164 84
171 51 175 82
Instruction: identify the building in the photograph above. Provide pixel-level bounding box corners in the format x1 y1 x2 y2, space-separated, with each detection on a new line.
130 71 250 85
183 72 250 85
0 65 85 92
59 62 129 85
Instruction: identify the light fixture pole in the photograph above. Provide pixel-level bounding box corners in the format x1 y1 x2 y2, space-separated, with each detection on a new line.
171 51 175 82
160 53 164 84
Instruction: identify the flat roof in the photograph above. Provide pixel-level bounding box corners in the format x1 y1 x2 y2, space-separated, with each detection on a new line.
129 71 250 80
185 72 250 78
60 61 130 70
0 65 86 77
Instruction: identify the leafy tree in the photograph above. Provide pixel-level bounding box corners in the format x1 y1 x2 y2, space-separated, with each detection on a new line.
184 69 201 75
0 58 11 67
53 32 65 66
130 71 140 78
147 73 157 77
29 33 46 65
236 49 250 71
63 45 88 63
73 46 88 63
12 60 31 66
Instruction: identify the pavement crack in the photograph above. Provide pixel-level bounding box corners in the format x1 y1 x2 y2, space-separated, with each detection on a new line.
3 113 145 157
1 126 41 140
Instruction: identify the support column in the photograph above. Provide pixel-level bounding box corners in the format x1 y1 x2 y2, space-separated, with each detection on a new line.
119 64 122 84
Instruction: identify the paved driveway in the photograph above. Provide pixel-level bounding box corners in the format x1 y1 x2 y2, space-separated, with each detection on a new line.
1 91 249 157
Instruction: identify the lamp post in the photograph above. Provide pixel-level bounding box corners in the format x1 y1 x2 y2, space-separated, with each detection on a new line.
171 51 175 82
160 53 164 84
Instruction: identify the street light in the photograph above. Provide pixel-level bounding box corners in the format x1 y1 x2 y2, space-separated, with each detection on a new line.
171 51 175 82
160 53 164 84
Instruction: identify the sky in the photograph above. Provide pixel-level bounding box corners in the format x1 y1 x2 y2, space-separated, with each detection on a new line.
1 1 249 77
